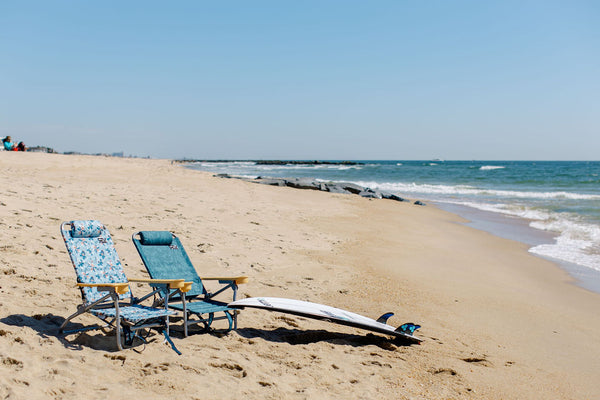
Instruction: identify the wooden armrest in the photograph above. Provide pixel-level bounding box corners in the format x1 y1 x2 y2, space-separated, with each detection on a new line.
181 282 193 293
77 282 130 295
129 278 187 289
201 276 249 285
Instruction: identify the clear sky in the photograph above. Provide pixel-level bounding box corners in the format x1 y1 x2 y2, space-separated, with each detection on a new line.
1 1 598 160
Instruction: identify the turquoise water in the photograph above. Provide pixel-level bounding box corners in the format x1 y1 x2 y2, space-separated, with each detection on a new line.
187 160 600 282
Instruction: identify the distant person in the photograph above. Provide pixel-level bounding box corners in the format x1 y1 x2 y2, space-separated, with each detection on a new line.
2 136 15 150
2 136 26 151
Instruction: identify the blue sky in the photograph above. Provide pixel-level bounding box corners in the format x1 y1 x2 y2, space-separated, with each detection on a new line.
1 1 598 160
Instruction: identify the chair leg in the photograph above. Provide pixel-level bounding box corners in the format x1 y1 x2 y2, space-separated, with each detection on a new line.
226 311 234 331
207 313 214 331
163 287 170 338
232 283 239 330
182 293 188 337
59 310 83 334
115 323 124 351
60 293 113 334
112 294 125 351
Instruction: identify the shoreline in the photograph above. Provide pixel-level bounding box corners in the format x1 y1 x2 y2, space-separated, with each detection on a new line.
436 202 600 295
1 152 599 399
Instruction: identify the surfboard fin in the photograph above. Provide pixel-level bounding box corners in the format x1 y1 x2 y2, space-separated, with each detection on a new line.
396 323 421 336
376 312 394 324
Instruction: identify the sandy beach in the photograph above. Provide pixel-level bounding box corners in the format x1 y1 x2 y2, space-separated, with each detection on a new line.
1 152 599 399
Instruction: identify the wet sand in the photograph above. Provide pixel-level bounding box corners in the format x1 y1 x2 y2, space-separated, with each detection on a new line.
438 202 600 294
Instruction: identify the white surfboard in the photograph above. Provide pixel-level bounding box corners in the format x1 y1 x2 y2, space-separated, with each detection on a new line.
228 297 422 343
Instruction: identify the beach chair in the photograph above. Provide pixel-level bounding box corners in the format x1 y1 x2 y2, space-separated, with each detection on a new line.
132 231 248 336
60 220 190 352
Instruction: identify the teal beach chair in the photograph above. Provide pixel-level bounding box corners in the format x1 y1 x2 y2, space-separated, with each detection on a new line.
132 231 248 336
60 220 188 352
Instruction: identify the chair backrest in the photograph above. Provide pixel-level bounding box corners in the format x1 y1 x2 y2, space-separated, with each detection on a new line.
61 220 131 303
132 231 206 299
132 231 206 297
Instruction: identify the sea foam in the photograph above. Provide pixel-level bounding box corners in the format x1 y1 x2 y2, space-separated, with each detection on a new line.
355 181 600 201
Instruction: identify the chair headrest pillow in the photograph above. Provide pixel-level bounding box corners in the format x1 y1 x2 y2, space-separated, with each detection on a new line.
139 231 173 245
70 220 104 238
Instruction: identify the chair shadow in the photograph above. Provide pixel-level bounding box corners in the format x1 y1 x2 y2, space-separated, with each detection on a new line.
0 313 158 353
1 314 415 353
234 326 414 350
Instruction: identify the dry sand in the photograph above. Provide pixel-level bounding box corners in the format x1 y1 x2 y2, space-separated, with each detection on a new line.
1 152 599 399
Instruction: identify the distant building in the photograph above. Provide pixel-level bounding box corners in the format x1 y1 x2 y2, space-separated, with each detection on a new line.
27 146 56 153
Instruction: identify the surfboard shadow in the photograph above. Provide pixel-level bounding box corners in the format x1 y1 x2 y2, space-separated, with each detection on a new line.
235 327 413 350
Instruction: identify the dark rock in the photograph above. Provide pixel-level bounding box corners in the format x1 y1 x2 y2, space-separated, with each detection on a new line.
322 184 351 194
177 159 364 166
285 178 321 191
256 178 288 186
359 190 381 199
255 160 363 166
255 160 288 165
381 192 407 202
211 173 410 203
414 200 426 206
339 183 365 195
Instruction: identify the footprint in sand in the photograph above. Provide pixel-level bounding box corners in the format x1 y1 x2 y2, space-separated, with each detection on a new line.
361 360 392 368
11 379 29 387
2 357 24 371
104 354 126 365
209 362 247 378
46 388 68 399
462 357 493 367
275 315 299 328
430 367 458 376
140 362 170 376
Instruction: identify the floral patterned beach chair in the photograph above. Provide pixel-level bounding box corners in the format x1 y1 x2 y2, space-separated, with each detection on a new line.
60 220 190 352
132 231 248 336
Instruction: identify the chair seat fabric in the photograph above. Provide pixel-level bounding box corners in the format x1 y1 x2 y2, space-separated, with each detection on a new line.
169 300 231 314
90 304 176 324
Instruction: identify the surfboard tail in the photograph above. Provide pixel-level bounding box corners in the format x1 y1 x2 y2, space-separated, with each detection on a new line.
396 323 421 336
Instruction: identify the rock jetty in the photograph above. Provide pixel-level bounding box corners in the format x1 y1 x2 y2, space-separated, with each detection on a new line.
175 159 364 166
214 174 414 203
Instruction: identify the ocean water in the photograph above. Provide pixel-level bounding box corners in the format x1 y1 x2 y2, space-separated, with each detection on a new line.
186 160 600 290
